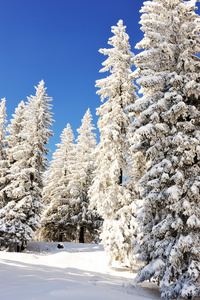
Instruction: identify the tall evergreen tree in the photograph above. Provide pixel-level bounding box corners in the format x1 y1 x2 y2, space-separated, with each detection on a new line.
89 20 138 265
38 124 77 242
0 81 54 251
26 79 54 174
67 108 102 243
130 1 200 298
0 101 34 251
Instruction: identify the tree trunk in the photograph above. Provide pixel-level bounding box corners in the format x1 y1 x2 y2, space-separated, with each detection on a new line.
59 234 63 242
119 169 123 185
79 226 84 243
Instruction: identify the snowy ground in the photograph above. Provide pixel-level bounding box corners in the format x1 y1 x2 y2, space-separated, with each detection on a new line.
0 241 161 300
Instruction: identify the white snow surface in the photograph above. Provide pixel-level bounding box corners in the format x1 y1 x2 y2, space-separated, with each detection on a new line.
0 241 160 300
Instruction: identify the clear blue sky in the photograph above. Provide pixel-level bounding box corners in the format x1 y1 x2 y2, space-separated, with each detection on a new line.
0 0 199 159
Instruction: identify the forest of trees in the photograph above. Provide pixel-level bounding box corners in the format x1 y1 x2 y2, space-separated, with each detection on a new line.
1 0 200 299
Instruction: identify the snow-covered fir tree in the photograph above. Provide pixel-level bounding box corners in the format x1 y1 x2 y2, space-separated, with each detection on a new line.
89 20 138 265
0 81 54 251
0 98 7 209
67 108 102 243
26 80 54 173
41 125 73 207
39 114 101 243
129 0 200 298
0 101 32 251
38 124 77 242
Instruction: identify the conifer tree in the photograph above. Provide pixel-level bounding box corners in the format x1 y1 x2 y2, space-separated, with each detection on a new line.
67 108 102 243
0 101 32 250
38 124 77 242
130 1 200 298
89 20 138 265
26 80 54 173
0 81 54 251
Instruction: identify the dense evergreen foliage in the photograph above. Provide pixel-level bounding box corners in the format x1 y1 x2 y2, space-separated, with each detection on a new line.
0 81 53 251
37 123 77 242
37 113 102 244
89 20 138 265
129 0 200 299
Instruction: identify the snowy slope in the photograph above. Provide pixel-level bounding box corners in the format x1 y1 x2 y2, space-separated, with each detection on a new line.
0 242 160 300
